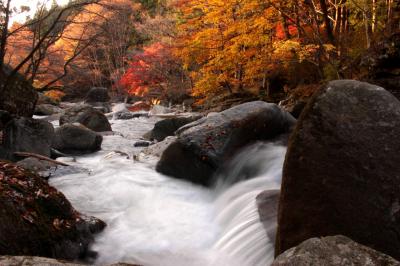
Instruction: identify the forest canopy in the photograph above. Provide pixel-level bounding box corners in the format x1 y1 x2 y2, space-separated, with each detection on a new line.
0 0 399 103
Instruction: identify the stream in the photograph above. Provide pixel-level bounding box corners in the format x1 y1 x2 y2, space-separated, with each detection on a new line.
49 114 286 266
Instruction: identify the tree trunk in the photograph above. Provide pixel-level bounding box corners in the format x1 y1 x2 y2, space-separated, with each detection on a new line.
319 0 335 44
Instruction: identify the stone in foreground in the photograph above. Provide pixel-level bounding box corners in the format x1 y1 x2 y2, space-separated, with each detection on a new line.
0 161 105 260
272 235 400 266
277 80 400 260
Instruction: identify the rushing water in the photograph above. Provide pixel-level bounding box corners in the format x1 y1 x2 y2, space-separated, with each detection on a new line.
49 115 286 266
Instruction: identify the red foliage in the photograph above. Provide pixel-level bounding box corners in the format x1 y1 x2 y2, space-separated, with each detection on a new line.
118 42 170 96
275 24 299 40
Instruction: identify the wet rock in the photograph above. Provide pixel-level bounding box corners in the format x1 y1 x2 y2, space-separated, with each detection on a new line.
3 117 55 159
277 80 400 260
84 87 110 103
146 115 203 142
113 111 149 120
35 104 63 116
256 190 280 246
16 157 58 173
134 141 151 147
156 101 295 186
0 66 38 117
272 236 400 266
139 136 177 160
60 104 111 132
0 161 105 260
53 124 103 155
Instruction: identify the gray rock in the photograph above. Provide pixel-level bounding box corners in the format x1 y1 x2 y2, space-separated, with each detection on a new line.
85 87 110 103
60 104 112 132
113 111 149 120
16 157 58 172
134 141 151 147
272 235 400 266
3 117 55 159
156 101 295 186
146 115 203 142
277 80 400 260
256 190 280 246
53 124 102 155
34 104 63 116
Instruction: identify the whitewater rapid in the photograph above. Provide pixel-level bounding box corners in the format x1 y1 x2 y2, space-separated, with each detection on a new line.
49 115 286 266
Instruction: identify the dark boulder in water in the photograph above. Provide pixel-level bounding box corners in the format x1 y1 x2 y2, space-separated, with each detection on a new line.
53 123 102 155
277 80 400 260
156 101 295 186
146 115 203 142
60 104 111 132
0 161 105 260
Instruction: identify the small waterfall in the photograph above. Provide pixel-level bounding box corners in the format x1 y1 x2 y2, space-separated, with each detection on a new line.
212 143 286 266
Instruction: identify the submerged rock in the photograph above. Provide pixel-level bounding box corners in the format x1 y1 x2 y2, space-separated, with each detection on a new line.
272 235 400 266
277 80 400 259
134 141 151 147
156 101 295 186
3 117 55 159
146 115 203 142
60 104 111 132
0 161 105 260
53 124 103 155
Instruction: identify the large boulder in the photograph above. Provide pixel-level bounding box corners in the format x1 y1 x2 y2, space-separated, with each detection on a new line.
84 87 110 103
276 80 400 259
53 123 103 155
60 104 111 132
156 101 295 186
0 66 38 117
146 115 202 142
0 161 105 260
3 117 55 159
272 235 400 266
